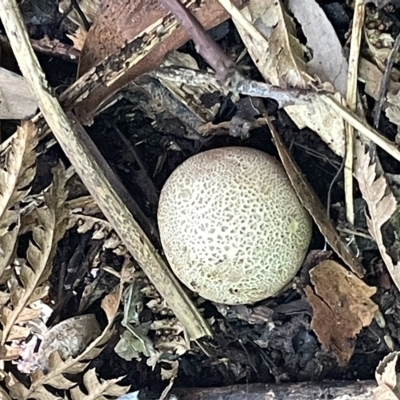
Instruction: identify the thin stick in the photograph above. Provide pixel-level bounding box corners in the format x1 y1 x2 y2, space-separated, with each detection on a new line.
344 0 365 226
0 0 211 340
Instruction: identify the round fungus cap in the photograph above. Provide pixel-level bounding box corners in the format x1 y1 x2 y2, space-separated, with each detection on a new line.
157 146 312 304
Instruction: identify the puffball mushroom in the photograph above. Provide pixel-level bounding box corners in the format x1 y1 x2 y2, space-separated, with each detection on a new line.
157 146 312 305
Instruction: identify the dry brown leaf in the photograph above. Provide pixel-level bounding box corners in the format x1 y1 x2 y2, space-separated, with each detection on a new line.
355 147 400 292
0 291 10 306
69 368 130 400
228 0 346 157
305 260 378 366
0 121 38 277
2 305 41 324
0 163 69 349
374 352 400 399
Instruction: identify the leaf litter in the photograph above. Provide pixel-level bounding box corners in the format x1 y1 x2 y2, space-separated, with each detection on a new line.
305 260 378 366
2 0 400 398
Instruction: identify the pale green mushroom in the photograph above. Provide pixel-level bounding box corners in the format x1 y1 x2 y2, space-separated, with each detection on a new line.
158 146 312 305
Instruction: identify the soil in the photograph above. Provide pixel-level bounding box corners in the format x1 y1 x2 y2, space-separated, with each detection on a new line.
2 0 400 398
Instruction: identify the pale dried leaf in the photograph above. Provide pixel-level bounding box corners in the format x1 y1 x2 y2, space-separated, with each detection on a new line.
1 304 41 325
156 334 191 356
159 378 175 400
37 366 76 390
235 0 312 88
0 122 37 275
9 288 123 400
359 58 400 101
0 121 37 211
7 324 31 341
59 0 100 25
75 215 112 237
8 375 30 400
385 87 400 128
66 27 88 52
355 148 400 291
375 352 400 399
115 330 141 361
1 344 23 361
1 163 69 346
0 68 37 120
70 368 129 400
0 291 10 306
230 0 346 156
0 211 19 275
288 0 348 95
21 385 64 400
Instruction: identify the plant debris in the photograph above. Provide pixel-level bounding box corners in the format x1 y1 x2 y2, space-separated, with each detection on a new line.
1 0 400 398
305 260 378 366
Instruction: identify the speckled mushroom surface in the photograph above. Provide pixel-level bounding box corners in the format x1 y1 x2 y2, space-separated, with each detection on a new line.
157 146 312 304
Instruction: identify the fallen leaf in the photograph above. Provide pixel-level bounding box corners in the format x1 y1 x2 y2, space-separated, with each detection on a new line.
0 163 69 363
305 260 378 366
157 51 227 123
229 0 346 156
385 87 400 140
0 68 38 119
288 0 348 95
355 147 400 293
0 121 37 277
374 352 400 399
69 368 130 400
359 57 400 101
8 286 123 400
